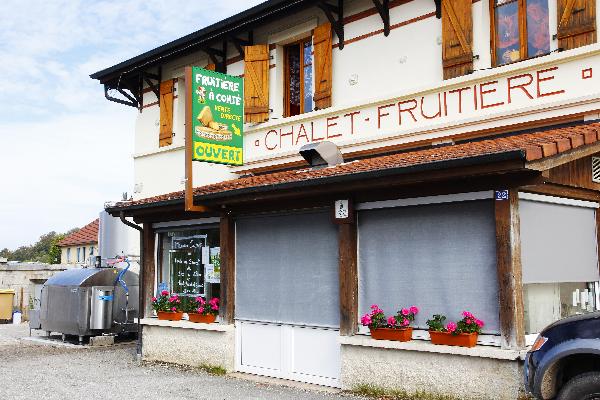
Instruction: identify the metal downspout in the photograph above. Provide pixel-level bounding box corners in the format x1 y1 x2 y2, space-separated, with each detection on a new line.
119 211 144 359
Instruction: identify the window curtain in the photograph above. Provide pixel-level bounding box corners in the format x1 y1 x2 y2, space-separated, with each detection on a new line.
236 210 340 327
358 200 500 334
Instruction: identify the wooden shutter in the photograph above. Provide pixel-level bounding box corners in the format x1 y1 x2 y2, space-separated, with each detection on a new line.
204 63 216 71
313 22 333 110
441 0 473 80
244 45 270 123
557 0 597 50
159 79 174 147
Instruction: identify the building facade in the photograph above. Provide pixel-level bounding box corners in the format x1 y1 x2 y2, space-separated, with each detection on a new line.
58 219 99 266
92 1 600 398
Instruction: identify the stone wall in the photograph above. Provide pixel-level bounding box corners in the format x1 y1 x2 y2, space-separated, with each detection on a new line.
0 264 66 320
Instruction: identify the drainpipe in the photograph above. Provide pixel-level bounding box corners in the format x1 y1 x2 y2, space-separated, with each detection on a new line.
119 211 144 359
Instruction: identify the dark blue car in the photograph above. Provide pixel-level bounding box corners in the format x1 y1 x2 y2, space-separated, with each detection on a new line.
525 312 600 399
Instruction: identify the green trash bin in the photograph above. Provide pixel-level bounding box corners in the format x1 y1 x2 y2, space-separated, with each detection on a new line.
0 289 15 321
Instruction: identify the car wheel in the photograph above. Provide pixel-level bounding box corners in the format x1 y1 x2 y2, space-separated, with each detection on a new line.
557 372 600 400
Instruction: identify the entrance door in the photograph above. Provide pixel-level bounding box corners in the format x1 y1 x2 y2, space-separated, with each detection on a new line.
235 211 341 387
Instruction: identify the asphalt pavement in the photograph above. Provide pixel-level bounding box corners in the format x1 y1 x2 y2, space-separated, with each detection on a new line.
0 323 362 400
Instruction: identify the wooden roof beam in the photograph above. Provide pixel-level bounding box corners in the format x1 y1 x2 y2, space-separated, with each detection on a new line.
317 0 344 49
371 0 390 36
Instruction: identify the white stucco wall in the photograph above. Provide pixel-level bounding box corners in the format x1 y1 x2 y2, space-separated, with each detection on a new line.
128 0 600 199
340 343 524 400
142 324 235 371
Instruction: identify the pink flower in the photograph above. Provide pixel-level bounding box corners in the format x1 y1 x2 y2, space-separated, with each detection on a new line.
475 319 484 328
465 318 472 325
402 319 410 327
198 307 204 314
212 304 219 311
171 307 177 312
199 297 206 305
409 306 419 315
387 316 397 326
161 290 169 296
209 298 219 305
151 297 157 302
401 308 409 316
361 314 372 326
446 322 457 333
370 304 379 310
462 311 473 319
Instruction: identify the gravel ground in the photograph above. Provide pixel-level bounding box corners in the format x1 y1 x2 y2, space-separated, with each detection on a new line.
0 323 362 400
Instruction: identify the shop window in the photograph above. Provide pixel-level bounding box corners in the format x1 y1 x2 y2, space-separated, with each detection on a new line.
491 0 550 66
524 282 599 337
284 38 313 117
519 195 600 343
158 227 220 299
358 200 500 339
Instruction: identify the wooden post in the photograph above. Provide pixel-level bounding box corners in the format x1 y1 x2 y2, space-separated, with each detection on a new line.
220 212 236 324
339 220 358 336
495 189 525 349
142 223 156 319
184 66 210 213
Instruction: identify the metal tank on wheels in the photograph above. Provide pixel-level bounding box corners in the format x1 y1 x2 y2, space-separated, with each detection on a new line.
39 266 138 344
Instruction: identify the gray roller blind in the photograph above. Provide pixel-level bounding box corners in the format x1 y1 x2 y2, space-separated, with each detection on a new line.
520 199 599 284
358 200 500 334
236 210 340 327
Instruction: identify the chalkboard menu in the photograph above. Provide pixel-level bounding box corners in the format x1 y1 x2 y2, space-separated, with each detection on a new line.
170 235 206 295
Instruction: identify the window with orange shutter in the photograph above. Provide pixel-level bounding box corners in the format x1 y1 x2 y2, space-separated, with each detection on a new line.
284 37 314 117
490 0 551 66
557 0 597 51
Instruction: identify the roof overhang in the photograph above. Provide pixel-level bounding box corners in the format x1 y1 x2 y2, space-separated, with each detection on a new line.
90 0 314 85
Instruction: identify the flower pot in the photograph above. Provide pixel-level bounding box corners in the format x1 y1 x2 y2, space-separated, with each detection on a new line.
188 313 217 324
157 311 183 321
429 331 478 347
369 327 413 342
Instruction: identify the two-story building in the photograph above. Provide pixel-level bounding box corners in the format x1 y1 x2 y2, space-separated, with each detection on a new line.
58 219 99 266
92 1 600 398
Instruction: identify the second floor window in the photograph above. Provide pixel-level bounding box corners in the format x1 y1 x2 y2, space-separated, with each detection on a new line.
284 38 313 117
492 0 550 66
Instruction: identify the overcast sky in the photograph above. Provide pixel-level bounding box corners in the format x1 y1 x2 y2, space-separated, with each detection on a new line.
0 0 264 250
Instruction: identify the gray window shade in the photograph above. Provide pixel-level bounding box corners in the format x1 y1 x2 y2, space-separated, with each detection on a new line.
236 211 340 327
358 200 500 334
520 199 599 284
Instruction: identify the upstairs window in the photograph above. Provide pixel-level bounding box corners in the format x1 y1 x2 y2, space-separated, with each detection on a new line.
284 38 313 117
492 0 550 66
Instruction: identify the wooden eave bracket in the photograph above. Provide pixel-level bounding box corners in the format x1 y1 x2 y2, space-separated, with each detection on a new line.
434 0 442 19
203 41 228 73
318 0 345 49
371 0 390 36
104 83 138 108
142 68 162 102
229 31 254 59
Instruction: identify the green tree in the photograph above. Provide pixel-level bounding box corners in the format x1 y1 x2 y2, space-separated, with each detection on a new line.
1 229 77 263
46 234 65 264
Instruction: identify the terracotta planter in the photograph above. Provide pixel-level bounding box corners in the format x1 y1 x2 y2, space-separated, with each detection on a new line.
188 313 217 324
369 327 413 342
429 331 478 347
157 311 183 321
